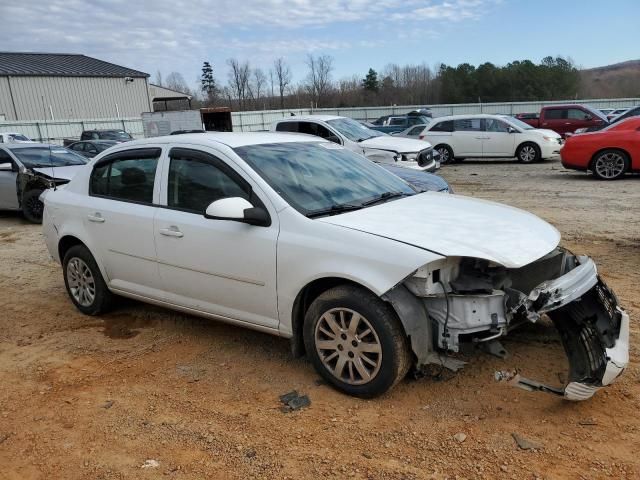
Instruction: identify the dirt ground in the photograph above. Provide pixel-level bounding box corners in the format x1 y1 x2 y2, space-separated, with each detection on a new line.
0 158 638 479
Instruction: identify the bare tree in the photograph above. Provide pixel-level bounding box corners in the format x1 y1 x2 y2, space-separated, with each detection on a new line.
273 57 292 109
227 58 251 110
306 54 334 107
165 72 189 93
250 68 267 108
154 70 163 86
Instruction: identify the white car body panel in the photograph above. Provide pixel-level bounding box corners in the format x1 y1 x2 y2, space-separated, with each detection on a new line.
318 193 560 269
32 165 86 181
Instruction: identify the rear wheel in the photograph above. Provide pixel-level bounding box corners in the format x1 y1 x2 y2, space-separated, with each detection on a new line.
591 149 629 180
63 245 113 315
22 189 44 223
435 144 454 165
516 143 540 163
303 284 411 398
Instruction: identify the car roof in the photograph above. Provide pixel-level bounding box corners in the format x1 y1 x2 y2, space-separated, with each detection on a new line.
275 115 343 122
104 132 328 149
429 114 514 121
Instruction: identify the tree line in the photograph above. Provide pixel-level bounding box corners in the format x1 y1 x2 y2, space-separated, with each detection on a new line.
154 55 590 112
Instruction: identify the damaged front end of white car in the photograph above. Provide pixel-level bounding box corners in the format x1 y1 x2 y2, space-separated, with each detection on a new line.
384 247 629 401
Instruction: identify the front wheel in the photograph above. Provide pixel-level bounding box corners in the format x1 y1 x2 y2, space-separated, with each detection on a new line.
303 285 411 398
516 143 540 163
63 245 113 315
591 149 629 180
435 144 454 165
22 189 44 223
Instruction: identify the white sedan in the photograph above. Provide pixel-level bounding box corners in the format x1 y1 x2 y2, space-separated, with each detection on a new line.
42 133 628 399
421 114 563 164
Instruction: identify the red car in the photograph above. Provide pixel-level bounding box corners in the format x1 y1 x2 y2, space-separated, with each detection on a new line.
561 117 640 179
518 104 608 137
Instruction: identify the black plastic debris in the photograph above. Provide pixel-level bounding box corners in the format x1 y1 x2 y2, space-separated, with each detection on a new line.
279 390 311 413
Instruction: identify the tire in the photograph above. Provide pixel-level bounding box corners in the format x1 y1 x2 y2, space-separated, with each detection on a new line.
434 144 454 165
303 284 411 398
516 143 540 163
591 149 629 180
62 245 113 315
22 189 44 224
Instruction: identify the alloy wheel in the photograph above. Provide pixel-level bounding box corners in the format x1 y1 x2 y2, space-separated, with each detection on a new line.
314 308 382 385
519 145 537 162
595 152 626 179
25 196 44 220
437 147 450 163
66 257 96 307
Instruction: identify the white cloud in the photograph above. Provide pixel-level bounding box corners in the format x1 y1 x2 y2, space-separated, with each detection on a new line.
0 0 497 88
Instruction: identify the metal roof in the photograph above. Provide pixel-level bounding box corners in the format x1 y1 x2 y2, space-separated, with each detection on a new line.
0 52 149 78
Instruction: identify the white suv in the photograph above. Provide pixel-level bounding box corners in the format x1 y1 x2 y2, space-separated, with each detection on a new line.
422 114 563 163
271 115 439 172
41 133 628 400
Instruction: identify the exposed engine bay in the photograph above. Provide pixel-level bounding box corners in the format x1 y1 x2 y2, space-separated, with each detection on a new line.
386 247 629 401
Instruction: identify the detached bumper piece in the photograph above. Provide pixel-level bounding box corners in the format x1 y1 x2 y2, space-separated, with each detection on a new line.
497 279 629 401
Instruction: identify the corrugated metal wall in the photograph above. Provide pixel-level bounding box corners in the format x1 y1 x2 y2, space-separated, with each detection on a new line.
1 97 638 143
0 76 150 121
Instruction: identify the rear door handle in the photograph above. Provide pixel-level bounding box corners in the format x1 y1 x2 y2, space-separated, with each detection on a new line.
87 213 105 223
159 227 184 238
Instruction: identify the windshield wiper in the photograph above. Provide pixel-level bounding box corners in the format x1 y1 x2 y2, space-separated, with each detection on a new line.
306 203 363 218
360 191 412 207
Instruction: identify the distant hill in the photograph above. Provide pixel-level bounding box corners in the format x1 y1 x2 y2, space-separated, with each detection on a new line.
580 60 640 98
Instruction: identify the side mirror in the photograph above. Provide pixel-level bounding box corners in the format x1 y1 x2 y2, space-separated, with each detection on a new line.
0 162 12 171
326 135 341 144
584 115 593 121
507 127 517 133
204 197 271 227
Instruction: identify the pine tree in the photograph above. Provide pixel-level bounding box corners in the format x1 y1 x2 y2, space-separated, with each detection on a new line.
201 61 218 101
362 68 379 92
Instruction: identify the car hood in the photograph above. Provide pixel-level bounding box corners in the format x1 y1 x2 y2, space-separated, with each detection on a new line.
361 135 431 153
33 165 86 181
318 193 560 268
531 128 561 138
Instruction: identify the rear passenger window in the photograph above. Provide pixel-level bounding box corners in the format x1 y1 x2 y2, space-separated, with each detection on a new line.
544 109 564 120
167 148 250 214
275 122 299 133
90 148 160 204
430 120 453 132
453 118 482 131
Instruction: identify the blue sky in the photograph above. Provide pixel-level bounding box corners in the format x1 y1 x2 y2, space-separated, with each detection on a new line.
1 0 639 92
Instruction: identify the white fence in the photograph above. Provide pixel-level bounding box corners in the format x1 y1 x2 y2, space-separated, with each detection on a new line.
1 97 638 142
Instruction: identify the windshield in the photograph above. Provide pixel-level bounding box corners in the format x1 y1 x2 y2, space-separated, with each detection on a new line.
9 134 31 141
96 143 116 152
502 116 534 130
101 131 132 140
12 147 87 168
235 142 415 216
326 118 379 142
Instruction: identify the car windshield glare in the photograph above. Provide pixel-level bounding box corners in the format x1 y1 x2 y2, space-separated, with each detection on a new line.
326 118 378 142
234 142 415 216
12 147 87 168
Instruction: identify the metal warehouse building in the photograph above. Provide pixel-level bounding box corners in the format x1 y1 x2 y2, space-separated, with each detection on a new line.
0 52 151 121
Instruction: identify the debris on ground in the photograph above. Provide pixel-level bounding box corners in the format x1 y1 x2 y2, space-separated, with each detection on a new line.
279 390 311 412
100 400 114 409
578 418 598 426
141 459 160 469
512 433 542 450
453 432 467 443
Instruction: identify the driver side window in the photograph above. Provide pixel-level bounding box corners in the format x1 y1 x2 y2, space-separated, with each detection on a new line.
167 148 251 214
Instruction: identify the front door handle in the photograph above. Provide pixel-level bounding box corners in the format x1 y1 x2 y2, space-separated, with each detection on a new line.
159 227 184 238
87 213 105 223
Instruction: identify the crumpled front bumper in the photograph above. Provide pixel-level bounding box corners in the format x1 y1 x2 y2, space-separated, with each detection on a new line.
497 257 629 401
